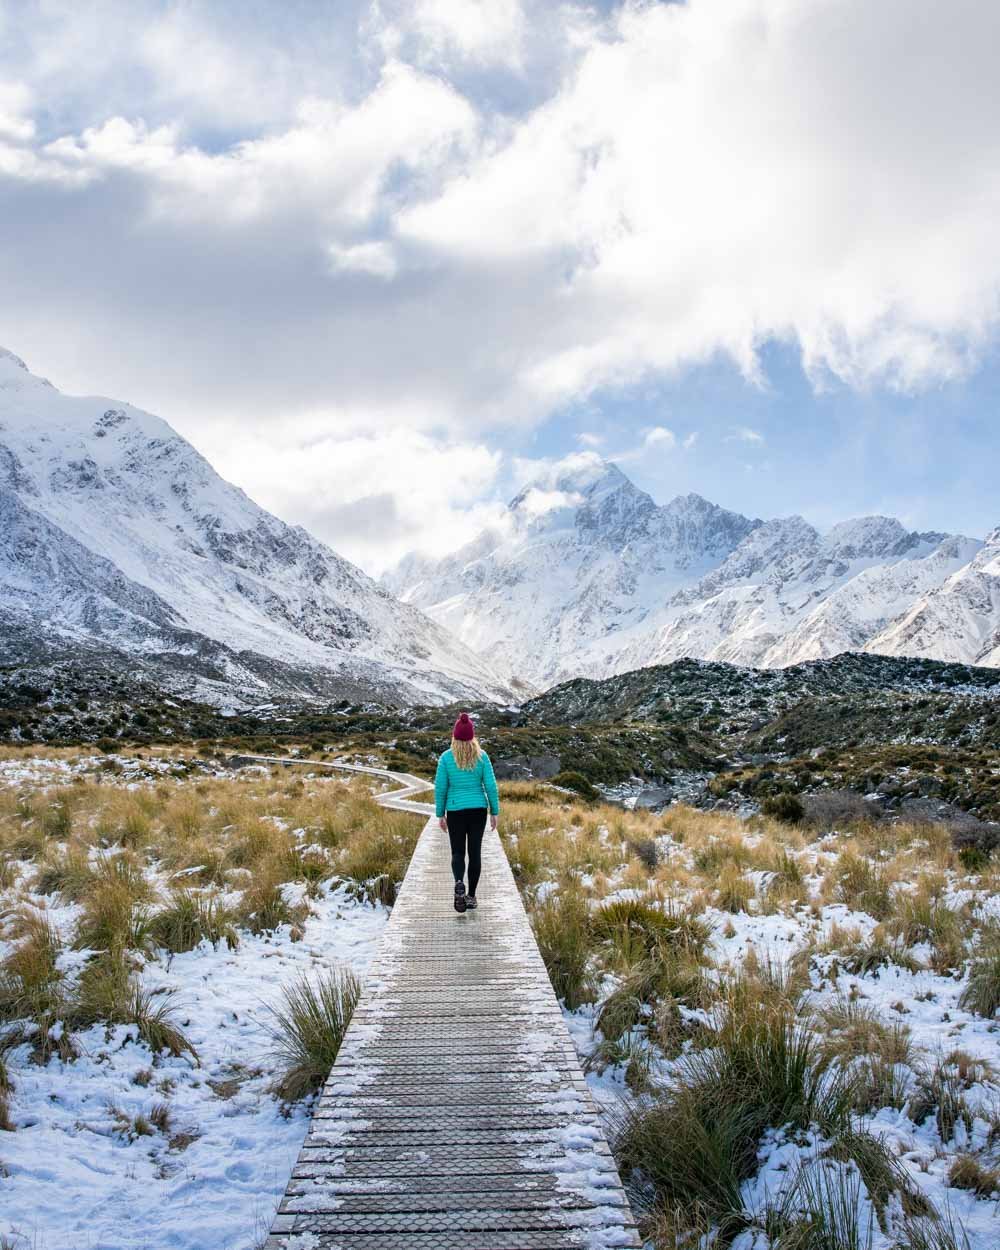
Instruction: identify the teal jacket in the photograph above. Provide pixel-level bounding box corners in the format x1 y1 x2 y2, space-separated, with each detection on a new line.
435 748 500 818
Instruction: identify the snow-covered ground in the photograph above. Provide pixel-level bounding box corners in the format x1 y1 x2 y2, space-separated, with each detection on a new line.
0 754 391 1250
547 821 1000 1249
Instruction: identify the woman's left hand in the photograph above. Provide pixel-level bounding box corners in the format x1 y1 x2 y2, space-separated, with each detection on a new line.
490 814 498 830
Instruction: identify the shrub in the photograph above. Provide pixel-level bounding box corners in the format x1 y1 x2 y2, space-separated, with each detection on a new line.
801 790 881 830
762 793 804 825
264 968 360 1101
549 771 599 801
628 838 659 871
530 888 596 1010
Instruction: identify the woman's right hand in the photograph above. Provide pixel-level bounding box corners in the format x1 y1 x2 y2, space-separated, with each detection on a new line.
439 816 448 833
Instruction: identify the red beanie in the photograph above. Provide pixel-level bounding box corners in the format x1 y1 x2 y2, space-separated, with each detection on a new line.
453 712 475 741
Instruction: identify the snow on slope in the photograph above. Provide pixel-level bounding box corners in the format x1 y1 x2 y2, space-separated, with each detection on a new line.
388 451 994 687
620 515 977 672
0 348 517 706
868 528 1000 666
386 452 760 687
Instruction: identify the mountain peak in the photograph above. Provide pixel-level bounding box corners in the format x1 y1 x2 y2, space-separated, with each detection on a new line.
0 347 28 372
509 452 632 509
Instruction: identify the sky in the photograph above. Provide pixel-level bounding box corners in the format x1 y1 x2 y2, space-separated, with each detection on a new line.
1 0 999 575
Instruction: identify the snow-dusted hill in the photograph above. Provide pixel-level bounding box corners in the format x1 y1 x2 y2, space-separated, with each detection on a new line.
0 348 519 707
387 451 997 688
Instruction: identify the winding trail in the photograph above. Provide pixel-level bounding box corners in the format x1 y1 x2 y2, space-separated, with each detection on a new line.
236 754 640 1249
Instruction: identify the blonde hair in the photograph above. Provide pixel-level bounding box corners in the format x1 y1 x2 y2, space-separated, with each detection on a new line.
451 736 482 771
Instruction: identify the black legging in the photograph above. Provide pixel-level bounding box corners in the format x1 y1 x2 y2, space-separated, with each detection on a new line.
447 807 488 895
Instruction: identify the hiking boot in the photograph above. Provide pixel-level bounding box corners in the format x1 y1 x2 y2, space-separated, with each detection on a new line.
453 881 467 913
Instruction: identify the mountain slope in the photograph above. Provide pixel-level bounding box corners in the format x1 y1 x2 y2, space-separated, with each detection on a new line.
0 348 519 707
618 515 978 671
388 452 993 688
386 453 761 687
868 528 1000 666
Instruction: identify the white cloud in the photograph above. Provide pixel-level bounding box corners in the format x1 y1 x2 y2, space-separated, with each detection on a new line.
726 426 765 445
373 0 527 70
683 432 698 450
195 423 505 574
643 426 676 450
327 240 398 279
2 0 1000 566
577 431 604 448
0 81 35 141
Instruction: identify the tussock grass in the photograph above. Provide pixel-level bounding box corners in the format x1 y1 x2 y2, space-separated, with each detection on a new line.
74 953 197 1061
264 968 360 1101
809 924 920 978
829 852 895 920
714 862 756 914
888 879 965 972
815 998 915 1113
531 886 596 1010
73 862 155 955
0 909 75 1062
590 897 711 967
236 865 309 935
613 993 855 1241
32 841 94 900
947 1153 999 1197
908 1055 978 1143
150 890 238 953
959 926 1000 1018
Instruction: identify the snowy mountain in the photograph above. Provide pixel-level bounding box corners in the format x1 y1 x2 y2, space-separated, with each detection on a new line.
868 528 1000 666
385 453 761 687
387 451 995 688
0 348 520 707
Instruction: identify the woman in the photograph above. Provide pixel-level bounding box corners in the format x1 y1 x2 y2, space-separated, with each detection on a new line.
434 711 500 913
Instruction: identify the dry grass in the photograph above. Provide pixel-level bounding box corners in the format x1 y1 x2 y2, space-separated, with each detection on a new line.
264 967 361 1101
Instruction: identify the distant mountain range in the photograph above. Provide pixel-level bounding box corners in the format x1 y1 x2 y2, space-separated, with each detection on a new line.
4 345 998 711
0 348 521 708
386 451 1000 689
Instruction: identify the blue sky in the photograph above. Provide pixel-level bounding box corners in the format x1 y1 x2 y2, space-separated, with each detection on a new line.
1 0 998 572
527 340 1000 541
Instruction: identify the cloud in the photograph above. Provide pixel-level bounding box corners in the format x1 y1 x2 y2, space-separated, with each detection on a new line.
194 422 505 573
2 0 1000 567
726 426 765 445
683 432 698 450
643 426 676 450
373 0 528 71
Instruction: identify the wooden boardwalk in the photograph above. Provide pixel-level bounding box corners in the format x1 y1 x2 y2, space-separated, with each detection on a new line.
250 757 641 1250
